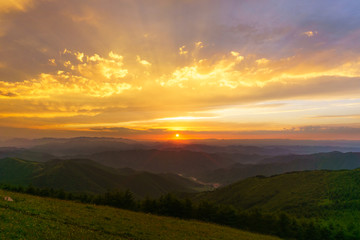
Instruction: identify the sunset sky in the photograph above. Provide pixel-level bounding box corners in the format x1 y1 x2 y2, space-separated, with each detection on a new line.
1 0 360 140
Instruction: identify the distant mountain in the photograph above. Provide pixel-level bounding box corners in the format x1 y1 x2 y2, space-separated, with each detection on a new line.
87 149 235 176
1 137 141 148
155 144 269 162
0 158 206 198
0 147 55 162
175 143 360 155
200 151 360 185
153 143 278 155
259 151 360 165
186 138 360 149
28 137 146 156
3 137 360 156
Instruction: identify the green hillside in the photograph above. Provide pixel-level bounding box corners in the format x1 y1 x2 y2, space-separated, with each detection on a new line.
195 169 360 236
196 169 360 211
0 158 206 198
0 189 280 240
0 158 43 185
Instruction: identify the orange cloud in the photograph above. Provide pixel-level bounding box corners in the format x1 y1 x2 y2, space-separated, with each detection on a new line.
303 31 318 37
136 56 151 66
0 0 34 13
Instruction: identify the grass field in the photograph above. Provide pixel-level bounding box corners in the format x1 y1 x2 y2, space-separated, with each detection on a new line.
0 189 280 240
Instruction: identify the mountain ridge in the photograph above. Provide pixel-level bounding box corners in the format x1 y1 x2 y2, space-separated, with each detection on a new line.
0 157 206 198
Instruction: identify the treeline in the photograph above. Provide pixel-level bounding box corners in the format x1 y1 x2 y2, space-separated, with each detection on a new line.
0 184 354 240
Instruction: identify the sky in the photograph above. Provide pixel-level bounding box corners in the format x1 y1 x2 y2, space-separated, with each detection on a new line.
0 0 360 140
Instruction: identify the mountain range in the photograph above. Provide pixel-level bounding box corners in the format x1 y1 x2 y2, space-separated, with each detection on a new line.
200 151 360 185
0 157 206 198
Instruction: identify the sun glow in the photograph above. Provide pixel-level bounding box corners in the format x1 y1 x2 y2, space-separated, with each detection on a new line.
175 133 180 138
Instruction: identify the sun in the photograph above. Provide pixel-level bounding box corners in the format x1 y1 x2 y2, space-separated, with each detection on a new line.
175 133 180 138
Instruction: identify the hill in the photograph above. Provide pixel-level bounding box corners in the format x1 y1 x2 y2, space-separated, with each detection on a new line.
200 151 360 185
195 169 360 236
0 189 280 240
0 147 55 162
196 168 360 212
0 158 206 198
0 157 42 185
88 149 235 176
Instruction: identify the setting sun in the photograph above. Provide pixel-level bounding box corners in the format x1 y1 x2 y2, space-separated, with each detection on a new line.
175 134 180 138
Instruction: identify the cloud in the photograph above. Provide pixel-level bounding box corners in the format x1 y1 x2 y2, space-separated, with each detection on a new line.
303 31 318 37
256 58 269 65
0 90 17 97
89 127 168 135
74 52 85 62
158 50 249 89
195 41 204 49
48 58 56 66
71 51 128 79
230 51 245 62
136 56 151 66
0 72 132 99
0 0 34 13
285 125 360 135
0 50 135 99
179 45 188 55
311 114 360 119
1 46 360 131
156 116 218 121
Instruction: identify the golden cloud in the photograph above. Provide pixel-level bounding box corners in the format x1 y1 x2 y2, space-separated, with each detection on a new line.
48 58 56 66
1 44 360 135
0 50 136 99
0 73 132 99
230 51 245 62
136 56 151 66
73 51 128 79
179 45 188 55
256 58 270 65
303 31 318 37
0 0 34 13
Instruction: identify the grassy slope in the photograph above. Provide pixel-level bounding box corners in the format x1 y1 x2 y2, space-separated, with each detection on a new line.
0 189 280 240
195 169 360 232
196 171 330 212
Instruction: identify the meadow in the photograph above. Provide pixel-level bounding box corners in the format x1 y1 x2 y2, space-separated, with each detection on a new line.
0 189 280 240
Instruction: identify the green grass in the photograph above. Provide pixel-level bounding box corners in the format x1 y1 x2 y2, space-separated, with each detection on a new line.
0 189 280 240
